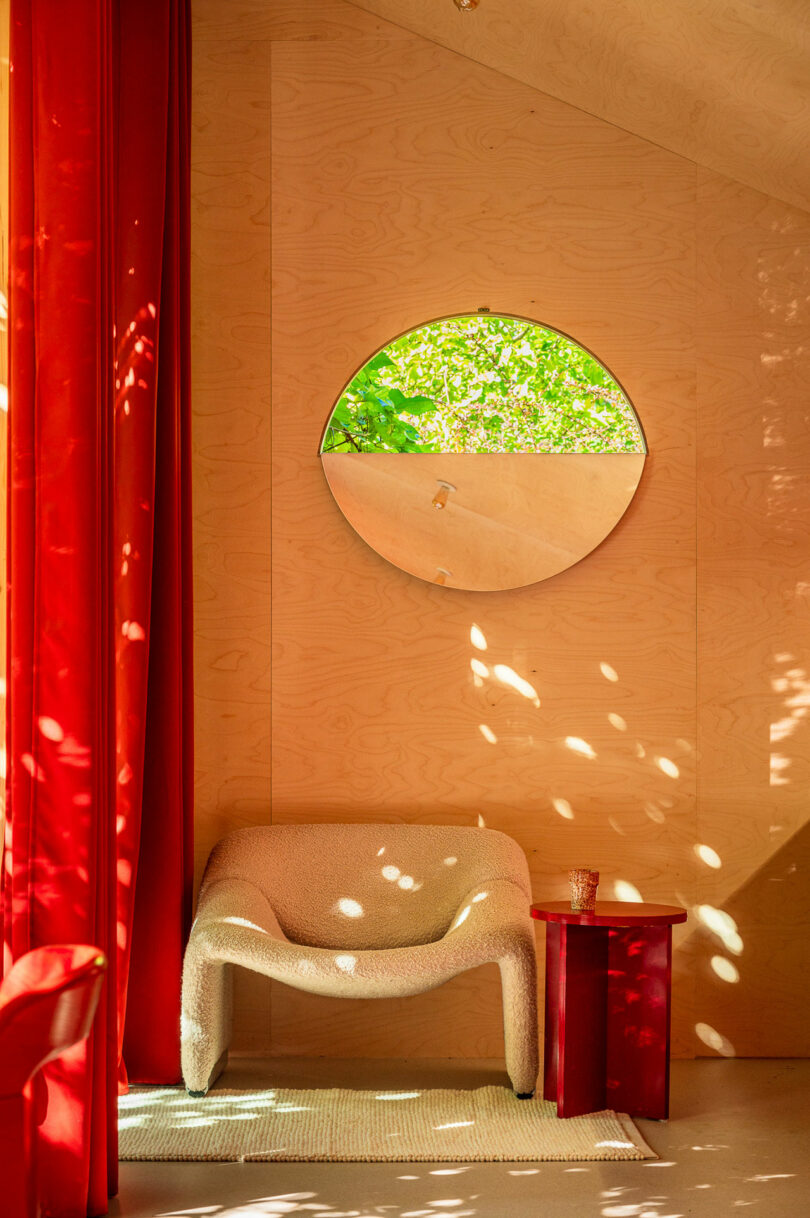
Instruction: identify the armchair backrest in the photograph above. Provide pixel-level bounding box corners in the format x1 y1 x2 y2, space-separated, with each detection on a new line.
201 824 532 950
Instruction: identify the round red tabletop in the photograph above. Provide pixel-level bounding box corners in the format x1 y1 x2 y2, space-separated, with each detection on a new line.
530 900 687 927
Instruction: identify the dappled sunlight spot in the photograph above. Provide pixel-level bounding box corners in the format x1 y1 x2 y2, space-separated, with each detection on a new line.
635 742 646 759
711 956 740 983
21 753 45 782
398 874 415 890
608 713 627 731
472 674 484 689
117 1115 145 1130
444 856 458 866
694 844 722 869
479 723 497 744
38 716 65 742
297 959 317 976
644 803 666 824
434 1120 474 1130
398 1174 421 1179
451 906 471 930
470 658 489 679
376 1091 421 1101
377 846 386 856
335 897 364 918
745 1173 795 1181
431 1168 471 1175
565 736 596 759
656 756 679 779
477 813 486 828
382 865 401 882
470 623 487 651
552 797 574 820
472 891 488 902
614 880 643 902
334 954 356 974
596 1140 635 1150
509 1169 540 1175
675 738 693 753
695 1021 735 1056
493 664 540 705
600 662 619 682
608 817 626 836
770 752 791 786
121 619 146 641
696 905 743 954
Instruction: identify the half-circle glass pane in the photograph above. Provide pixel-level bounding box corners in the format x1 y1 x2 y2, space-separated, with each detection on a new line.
320 315 645 456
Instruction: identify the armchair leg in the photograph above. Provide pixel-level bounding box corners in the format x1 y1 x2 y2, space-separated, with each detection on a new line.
181 955 233 1096
499 948 539 1098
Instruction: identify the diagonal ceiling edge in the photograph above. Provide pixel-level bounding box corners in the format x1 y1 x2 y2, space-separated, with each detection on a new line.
346 0 810 215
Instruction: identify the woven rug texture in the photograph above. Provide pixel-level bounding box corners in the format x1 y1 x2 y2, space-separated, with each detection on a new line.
118 1085 655 1162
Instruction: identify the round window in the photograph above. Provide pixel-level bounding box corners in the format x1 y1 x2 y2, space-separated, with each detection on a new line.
320 313 646 590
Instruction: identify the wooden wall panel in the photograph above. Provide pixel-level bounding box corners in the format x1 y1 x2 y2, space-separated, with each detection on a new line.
348 0 810 214
269 30 697 1059
191 35 273 1047
694 173 810 1056
191 0 809 1061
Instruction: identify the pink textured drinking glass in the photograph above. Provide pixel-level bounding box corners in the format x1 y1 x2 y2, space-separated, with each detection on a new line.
569 867 599 911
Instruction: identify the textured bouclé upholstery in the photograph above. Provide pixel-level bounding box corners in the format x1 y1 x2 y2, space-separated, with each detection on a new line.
181 824 538 1096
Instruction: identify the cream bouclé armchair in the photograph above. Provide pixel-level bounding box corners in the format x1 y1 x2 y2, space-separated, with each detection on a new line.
181 824 538 1098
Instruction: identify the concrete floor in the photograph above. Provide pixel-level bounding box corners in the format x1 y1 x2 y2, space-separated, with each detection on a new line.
112 1057 810 1217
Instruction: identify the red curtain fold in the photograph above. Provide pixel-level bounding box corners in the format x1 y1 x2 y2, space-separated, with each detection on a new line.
3 2 193 1214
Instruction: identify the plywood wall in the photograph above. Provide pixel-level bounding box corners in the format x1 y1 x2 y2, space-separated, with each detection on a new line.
191 0 810 1061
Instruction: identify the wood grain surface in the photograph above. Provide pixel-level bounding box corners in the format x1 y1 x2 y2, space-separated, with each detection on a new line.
321 452 646 590
347 0 810 214
190 0 810 1061
268 21 696 1061
693 171 810 1056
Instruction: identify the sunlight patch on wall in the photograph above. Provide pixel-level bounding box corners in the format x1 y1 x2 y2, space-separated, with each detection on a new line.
696 905 743 955
694 844 722 869
469 623 487 651
565 736 596 759
492 664 540 705
695 1021 735 1056
613 880 642 902
710 956 739 983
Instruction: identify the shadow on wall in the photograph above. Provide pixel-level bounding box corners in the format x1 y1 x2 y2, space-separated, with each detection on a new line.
681 816 810 1060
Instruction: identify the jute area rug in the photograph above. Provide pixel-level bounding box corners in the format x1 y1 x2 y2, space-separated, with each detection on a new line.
118 1086 655 1162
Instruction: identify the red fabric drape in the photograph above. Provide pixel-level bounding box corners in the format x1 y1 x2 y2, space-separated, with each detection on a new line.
3 2 193 1214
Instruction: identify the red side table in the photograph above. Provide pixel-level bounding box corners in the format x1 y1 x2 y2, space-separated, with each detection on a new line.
531 901 687 1120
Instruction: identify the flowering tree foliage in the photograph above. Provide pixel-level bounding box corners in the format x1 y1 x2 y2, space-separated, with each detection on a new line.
321 316 644 454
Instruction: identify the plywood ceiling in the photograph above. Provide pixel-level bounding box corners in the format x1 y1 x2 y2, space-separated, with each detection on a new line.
347 0 810 214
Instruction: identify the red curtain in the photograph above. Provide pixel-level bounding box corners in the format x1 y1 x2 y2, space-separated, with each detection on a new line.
3 2 193 1214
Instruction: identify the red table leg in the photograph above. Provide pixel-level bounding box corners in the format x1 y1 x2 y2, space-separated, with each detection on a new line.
544 923 610 1118
606 925 672 1119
